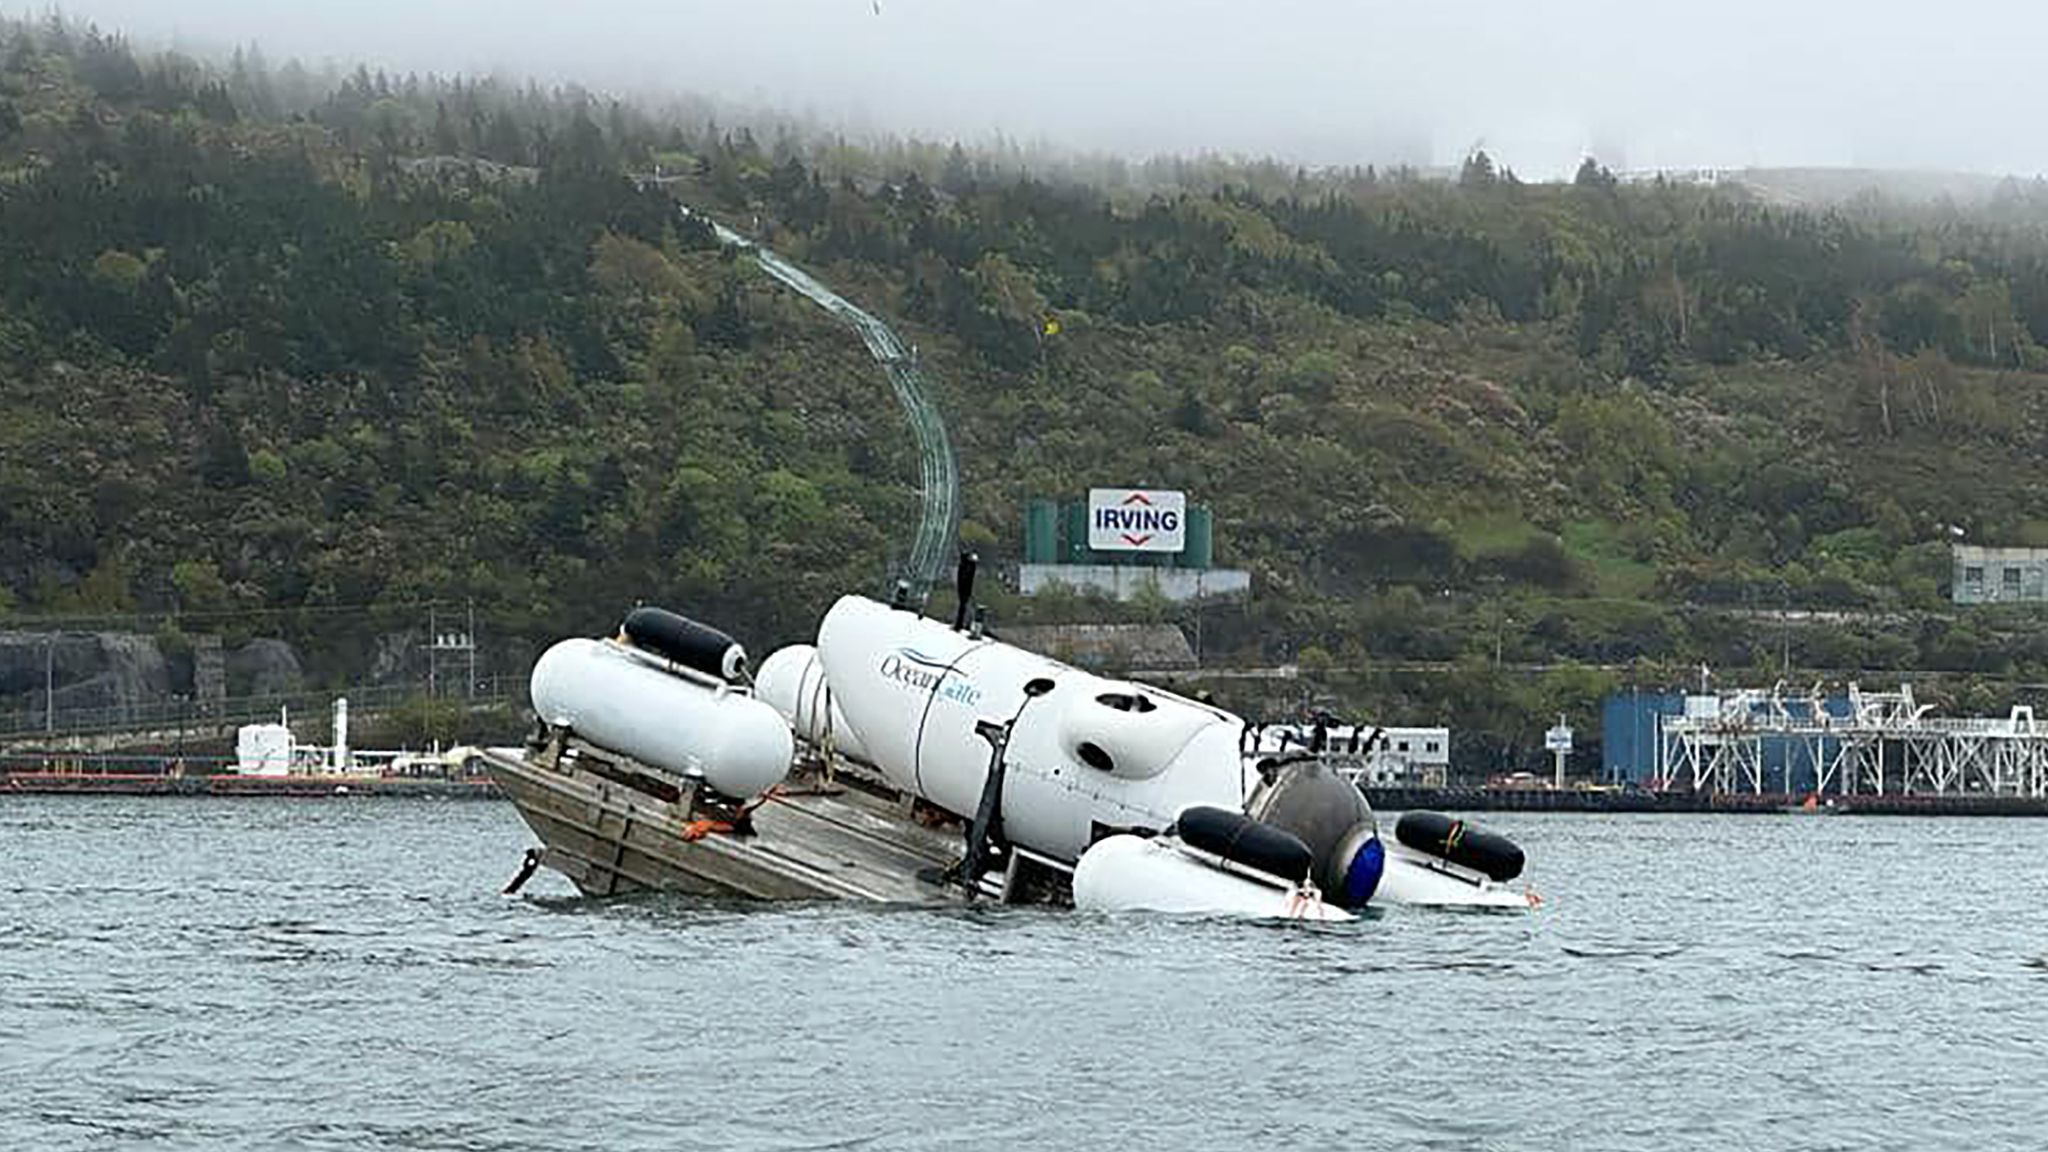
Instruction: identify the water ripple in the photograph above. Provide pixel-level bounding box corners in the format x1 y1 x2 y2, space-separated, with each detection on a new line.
3 799 2046 1151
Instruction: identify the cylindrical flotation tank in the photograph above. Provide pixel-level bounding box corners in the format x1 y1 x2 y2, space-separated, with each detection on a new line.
1071 834 1354 922
753 644 871 764
1175 806 1315 883
1393 811 1525 882
530 638 791 799
1373 850 1533 910
621 606 748 682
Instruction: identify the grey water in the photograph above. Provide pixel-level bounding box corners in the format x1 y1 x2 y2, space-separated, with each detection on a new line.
4 799 2046 1152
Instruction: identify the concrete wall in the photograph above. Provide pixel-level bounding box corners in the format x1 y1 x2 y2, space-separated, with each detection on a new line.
999 623 1197 670
1017 564 1251 603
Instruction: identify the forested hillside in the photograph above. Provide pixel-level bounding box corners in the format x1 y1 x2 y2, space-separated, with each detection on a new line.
4 17 2047 763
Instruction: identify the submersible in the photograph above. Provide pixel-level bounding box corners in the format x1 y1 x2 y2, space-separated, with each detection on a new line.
501 557 1533 916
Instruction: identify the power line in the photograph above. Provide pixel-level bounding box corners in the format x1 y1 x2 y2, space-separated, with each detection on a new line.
0 598 458 628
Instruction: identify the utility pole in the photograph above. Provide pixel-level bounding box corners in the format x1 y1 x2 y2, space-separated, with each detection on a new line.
1484 577 1507 669
1780 590 1791 678
424 606 477 702
45 636 54 734
466 599 477 700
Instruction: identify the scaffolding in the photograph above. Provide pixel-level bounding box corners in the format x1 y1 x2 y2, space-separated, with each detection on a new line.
1653 682 2048 798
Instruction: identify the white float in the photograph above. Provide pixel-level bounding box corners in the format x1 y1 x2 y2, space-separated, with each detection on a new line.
1376 846 1537 911
1072 835 1354 922
529 637 793 800
753 643 871 764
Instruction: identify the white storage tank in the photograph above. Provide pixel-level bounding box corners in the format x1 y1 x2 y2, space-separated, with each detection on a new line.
235 723 294 776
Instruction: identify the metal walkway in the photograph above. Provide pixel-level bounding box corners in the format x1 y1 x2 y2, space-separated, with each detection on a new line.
1 677 528 752
687 208 960 600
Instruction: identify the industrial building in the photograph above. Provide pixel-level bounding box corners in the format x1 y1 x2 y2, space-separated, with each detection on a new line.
1604 683 2048 797
1369 726 1452 787
1246 723 1451 787
1952 545 2048 605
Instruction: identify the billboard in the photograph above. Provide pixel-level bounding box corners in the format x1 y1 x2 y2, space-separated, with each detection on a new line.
1087 488 1186 553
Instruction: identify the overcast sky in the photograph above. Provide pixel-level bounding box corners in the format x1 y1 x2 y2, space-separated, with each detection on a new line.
47 1 2048 178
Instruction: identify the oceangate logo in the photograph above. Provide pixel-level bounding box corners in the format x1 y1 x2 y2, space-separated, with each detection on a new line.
877 647 983 707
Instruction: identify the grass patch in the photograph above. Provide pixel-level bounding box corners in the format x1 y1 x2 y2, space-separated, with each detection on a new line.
1451 512 1545 561
1561 519 1659 599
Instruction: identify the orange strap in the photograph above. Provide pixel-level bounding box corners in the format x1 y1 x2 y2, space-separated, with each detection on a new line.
680 819 733 842
680 785 787 842
1282 885 1326 921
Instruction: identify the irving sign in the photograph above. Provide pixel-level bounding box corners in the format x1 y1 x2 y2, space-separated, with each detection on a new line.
1087 489 1187 554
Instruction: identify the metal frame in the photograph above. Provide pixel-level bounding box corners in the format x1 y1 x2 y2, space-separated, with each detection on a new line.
1654 682 2048 798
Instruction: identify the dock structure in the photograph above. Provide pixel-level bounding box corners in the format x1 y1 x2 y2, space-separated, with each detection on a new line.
478 734 973 904
1653 683 2048 798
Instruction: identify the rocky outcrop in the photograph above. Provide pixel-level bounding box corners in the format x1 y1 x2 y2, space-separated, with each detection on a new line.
368 631 417 685
0 630 313 728
226 639 303 697
0 631 173 718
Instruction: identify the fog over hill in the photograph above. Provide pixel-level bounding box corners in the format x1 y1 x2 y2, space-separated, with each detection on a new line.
52 0 2048 179
8 9 2048 752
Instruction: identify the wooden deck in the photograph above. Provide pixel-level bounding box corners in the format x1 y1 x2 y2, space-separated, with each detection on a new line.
479 741 968 904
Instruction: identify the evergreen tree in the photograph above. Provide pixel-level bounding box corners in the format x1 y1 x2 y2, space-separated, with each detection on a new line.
1459 149 1497 187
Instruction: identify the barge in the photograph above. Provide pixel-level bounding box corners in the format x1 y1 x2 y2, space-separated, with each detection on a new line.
485 560 1535 918
484 732 977 903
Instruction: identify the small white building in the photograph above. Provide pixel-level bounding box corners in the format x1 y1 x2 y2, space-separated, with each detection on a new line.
234 722 294 776
1366 726 1452 786
232 699 357 776
1247 723 1451 787
1954 545 2048 605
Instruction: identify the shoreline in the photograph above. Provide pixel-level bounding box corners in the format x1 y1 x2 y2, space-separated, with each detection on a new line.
2 772 501 800
7 771 2046 815
1363 786 2048 817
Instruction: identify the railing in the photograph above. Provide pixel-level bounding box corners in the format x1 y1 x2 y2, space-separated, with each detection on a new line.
0 677 529 741
690 206 959 598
